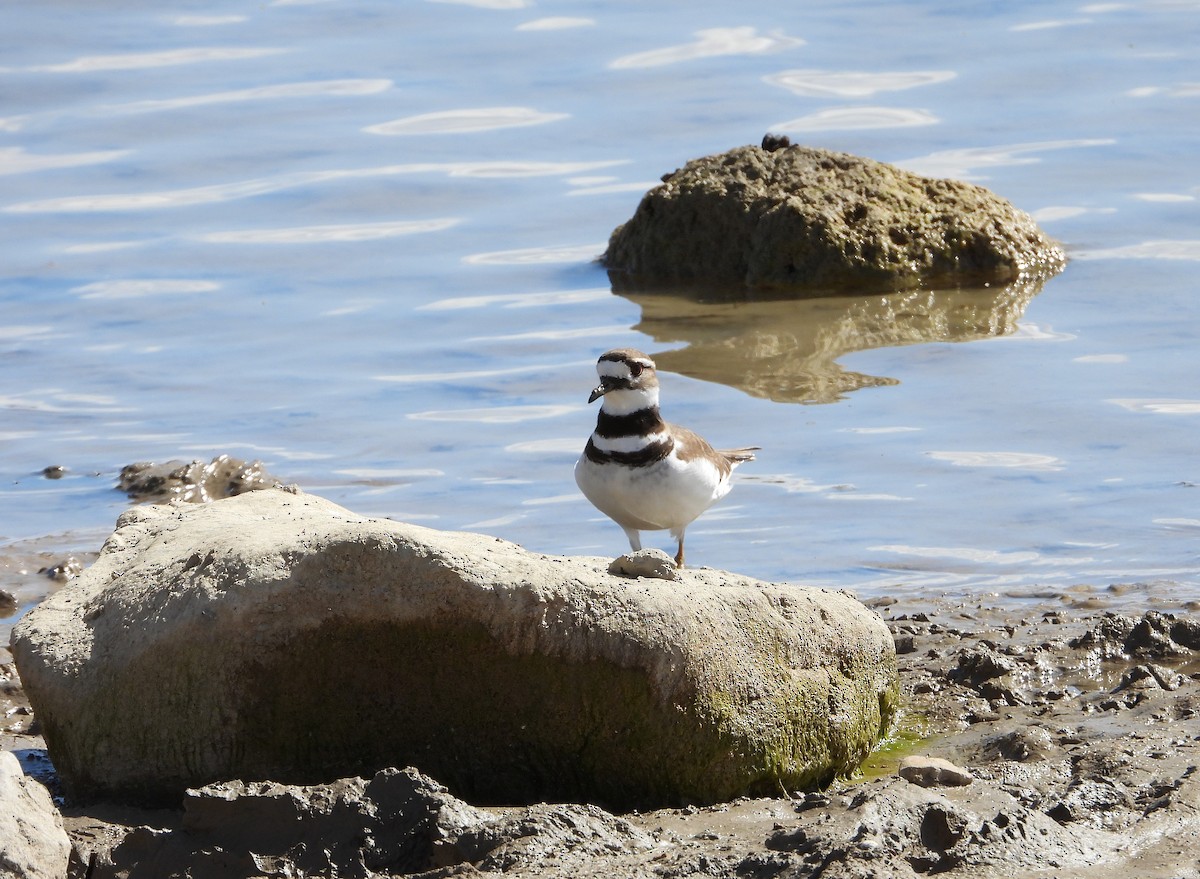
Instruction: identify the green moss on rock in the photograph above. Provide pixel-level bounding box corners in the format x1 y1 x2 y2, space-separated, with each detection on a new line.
604 144 1065 295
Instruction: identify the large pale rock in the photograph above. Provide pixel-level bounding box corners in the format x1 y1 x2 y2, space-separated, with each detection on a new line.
11 488 897 808
603 143 1065 294
0 751 71 879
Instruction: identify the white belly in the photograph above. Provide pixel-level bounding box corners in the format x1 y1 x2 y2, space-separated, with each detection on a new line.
575 447 730 535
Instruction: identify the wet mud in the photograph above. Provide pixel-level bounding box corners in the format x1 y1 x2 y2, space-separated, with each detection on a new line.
2 590 1197 878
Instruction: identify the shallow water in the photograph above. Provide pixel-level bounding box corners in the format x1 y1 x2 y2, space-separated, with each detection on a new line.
2 1 1199 638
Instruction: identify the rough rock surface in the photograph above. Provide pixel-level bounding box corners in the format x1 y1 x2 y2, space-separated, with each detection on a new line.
603 143 1065 294
10 488 897 808
0 750 70 879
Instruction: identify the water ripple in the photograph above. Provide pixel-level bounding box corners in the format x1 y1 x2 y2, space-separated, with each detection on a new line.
926 451 1065 471
773 106 938 132
1109 398 1200 414
71 279 220 299
106 79 392 114
610 27 804 69
408 404 580 423
4 162 626 213
764 69 956 98
517 17 595 30
14 47 286 74
198 218 458 244
897 138 1115 179
419 288 610 311
0 147 129 176
365 107 567 135
1077 240 1200 261
462 243 604 265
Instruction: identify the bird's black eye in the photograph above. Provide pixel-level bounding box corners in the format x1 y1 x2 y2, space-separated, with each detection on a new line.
629 362 643 378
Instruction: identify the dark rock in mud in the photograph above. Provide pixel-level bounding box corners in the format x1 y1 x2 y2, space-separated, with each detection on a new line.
76 767 659 879
1071 610 1200 659
951 646 1017 683
12 488 897 809
117 454 280 503
37 558 82 583
79 767 648 879
766 777 1094 877
603 143 1065 295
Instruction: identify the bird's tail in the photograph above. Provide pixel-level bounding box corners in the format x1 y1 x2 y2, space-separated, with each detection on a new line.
720 446 760 465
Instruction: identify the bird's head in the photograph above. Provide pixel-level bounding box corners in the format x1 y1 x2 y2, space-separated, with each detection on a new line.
588 348 659 411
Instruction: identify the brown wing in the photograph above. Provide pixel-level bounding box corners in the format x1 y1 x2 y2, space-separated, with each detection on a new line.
669 422 758 475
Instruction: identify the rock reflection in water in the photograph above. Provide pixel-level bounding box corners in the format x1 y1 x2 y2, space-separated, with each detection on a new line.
620 274 1049 404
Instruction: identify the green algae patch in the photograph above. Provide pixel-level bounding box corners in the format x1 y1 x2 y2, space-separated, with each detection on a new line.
853 708 933 783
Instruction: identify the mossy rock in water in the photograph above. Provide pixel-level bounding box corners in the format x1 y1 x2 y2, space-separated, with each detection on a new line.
11 488 898 809
603 142 1065 295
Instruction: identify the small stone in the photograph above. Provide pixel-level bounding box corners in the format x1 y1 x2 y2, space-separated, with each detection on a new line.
118 454 280 504
760 133 791 152
893 633 916 655
607 549 681 581
1118 663 1186 692
38 558 82 583
953 647 1017 683
898 755 973 788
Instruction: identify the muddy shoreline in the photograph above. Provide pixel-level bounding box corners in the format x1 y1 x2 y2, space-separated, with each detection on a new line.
4 582 1199 878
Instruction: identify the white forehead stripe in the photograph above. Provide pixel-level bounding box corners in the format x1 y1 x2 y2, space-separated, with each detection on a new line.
597 356 653 378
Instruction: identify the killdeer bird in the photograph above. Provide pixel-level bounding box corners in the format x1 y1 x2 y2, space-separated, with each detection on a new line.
575 348 758 568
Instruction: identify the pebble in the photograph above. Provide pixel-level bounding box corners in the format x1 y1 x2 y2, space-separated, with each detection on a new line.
898 756 974 788
608 549 681 581
38 558 83 583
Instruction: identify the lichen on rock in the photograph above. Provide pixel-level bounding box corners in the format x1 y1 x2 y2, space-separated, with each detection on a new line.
603 142 1065 295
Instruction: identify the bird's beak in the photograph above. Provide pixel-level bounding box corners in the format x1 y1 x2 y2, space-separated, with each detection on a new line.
588 383 608 404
